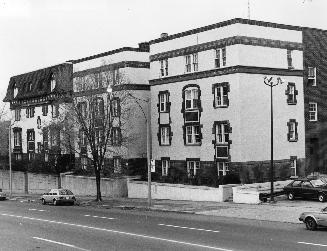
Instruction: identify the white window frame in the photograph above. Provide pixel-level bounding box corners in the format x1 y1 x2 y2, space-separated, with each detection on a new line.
185 55 191 73
215 47 226 68
289 121 296 141
13 86 18 98
192 53 198 72
112 127 121 145
291 158 297 177
288 84 295 103
50 74 56 91
81 157 88 170
309 102 317 121
185 88 199 110
160 59 168 77
186 125 200 144
287 49 293 69
216 124 229 144
15 109 21 121
15 153 22 161
111 99 120 117
187 160 200 177
308 67 316 86
162 159 169 176
159 93 168 112
14 131 21 147
215 86 228 107
217 162 229 176
160 127 170 145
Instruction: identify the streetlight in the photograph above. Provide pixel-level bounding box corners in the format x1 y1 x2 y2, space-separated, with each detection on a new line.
107 85 152 208
8 123 12 198
264 76 284 203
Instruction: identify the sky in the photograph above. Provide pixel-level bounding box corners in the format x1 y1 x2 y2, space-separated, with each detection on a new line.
0 0 326 116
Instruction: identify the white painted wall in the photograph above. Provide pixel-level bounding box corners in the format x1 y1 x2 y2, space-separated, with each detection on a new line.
151 23 302 54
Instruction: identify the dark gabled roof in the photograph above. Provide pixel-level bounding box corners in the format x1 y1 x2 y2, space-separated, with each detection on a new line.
3 63 73 102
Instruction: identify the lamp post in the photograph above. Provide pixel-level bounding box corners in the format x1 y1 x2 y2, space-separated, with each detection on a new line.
107 86 152 208
264 76 284 203
8 123 12 198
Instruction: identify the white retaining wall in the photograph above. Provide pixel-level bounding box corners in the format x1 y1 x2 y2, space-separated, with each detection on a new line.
128 180 238 202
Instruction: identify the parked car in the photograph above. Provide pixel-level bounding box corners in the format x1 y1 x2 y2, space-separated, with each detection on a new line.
299 206 327 230
0 189 6 200
283 178 327 202
41 188 76 206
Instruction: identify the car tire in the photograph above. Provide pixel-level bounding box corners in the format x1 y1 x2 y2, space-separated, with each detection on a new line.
305 217 317 231
53 199 57 206
318 194 325 202
41 199 46 205
287 192 295 200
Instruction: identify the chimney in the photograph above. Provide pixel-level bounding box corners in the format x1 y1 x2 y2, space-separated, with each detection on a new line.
138 42 150 51
160 33 168 38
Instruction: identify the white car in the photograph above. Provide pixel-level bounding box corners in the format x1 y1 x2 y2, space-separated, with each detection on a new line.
299 206 327 230
41 188 76 206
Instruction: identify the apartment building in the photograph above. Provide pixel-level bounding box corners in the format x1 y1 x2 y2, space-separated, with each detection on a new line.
71 43 150 176
3 63 73 172
149 19 306 184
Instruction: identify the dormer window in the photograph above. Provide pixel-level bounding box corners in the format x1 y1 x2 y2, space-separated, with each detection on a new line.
13 83 18 98
50 73 56 91
27 82 32 92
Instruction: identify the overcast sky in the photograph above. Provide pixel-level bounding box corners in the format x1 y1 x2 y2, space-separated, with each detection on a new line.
0 0 326 114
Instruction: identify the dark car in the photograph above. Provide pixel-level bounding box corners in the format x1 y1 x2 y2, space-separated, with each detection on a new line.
283 178 327 202
299 206 327 230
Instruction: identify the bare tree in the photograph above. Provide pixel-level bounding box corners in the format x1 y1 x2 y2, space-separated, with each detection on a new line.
46 68 142 201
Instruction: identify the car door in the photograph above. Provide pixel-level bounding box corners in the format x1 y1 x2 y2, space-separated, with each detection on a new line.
301 181 316 199
318 207 327 227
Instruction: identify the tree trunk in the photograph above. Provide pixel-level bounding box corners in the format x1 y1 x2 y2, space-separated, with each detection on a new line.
95 165 102 201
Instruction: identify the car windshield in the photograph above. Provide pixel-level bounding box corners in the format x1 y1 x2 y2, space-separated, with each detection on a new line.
59 190 73 195
310 179 326 187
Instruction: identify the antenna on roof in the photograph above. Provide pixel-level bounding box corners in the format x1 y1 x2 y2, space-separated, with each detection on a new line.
247 0 251 19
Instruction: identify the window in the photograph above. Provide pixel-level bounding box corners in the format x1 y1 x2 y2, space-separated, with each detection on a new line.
213 83 229 107
13 130 22 147
185 110 199 122
95 128 104 145
160 127 170 145
185 88 199 110
94 72 102 89
216 146 229 159
160 59 168 77
192 53 198 72
285 83 297 105
215 47 226 68
290 156 297 177
309 102 317 121
287 49 293 69
111 98 120 117
52 104 59 118
80 130 87 146
308 67 316 86
37 116 41 129
186 125 200 144
42 105 48 116
113 157 122 174
27 130 35 141
26 107 35 118
77 102 87 118
94 98 104 117
15 109 21 121
50 73 56 91
44 152 49 162
113 69 120 85
27 82 32 92
81 157 88 170
187 160 200 178
28 152 35 161
287 119 298 142
162 159 169 176
13 83 18 98
185 55 191 73
217 162 229 176
14 153 22 161
159 92 169 112
112 127 121 146
216 123 229 144
50 129 60 147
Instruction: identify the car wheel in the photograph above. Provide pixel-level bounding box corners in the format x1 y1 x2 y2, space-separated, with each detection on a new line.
41 199 46 205
318 194 325 202
287 192 295 200
53 199 57 206
305 217 317 231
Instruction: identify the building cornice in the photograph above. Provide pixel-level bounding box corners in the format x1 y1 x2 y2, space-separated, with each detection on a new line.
149 66 303 86
73 61 150 78
149 18 305 45
150 36 302 62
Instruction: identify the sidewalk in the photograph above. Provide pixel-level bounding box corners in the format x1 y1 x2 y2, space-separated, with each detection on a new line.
7 193 325 224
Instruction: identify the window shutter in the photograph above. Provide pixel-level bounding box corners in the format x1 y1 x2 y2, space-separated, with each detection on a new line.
157 93 160 113
212 84 216 94
287 122 290 141
212 124 216 134
169 129 173 145
157 128 161 146
182 125 186 144
295 121 298 141
167 102 171 113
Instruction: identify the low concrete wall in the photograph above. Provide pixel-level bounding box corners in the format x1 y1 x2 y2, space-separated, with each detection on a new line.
233 180 291 204
60 174 127 197
128 180 238 202
0 170 59 194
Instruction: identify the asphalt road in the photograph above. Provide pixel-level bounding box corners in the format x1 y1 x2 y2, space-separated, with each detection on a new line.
0 200 327 251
